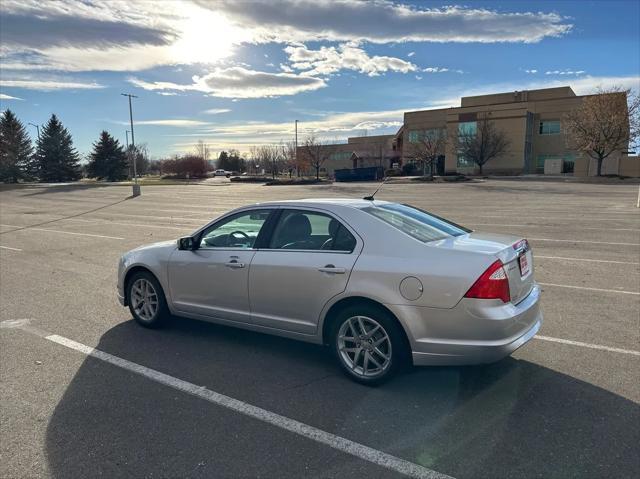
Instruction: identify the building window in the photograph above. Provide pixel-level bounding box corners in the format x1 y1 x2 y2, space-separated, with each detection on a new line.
329 151 352 161
458 121 477 137
408 130 420 143
539 120 560 135
457 155 475 168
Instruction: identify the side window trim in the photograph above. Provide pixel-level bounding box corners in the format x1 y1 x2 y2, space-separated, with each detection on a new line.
197 208 275 250
258 207 357 254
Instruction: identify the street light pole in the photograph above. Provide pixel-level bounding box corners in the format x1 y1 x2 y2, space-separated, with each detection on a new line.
295 120 299 176
121 93 140 196
28 123 40 141
125 130 130 148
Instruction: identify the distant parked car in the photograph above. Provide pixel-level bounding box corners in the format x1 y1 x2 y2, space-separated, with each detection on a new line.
117 199 542 384
214 169 230 177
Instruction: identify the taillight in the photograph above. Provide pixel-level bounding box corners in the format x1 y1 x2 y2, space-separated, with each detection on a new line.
464 260 511 303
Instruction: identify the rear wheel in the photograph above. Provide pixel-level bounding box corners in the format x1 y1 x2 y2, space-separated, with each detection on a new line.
330 304 407 385
127 271 169 328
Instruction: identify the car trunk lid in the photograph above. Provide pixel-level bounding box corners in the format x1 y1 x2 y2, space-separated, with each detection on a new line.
430 232 535 304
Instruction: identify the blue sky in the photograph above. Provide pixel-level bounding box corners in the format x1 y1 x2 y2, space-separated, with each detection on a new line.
0 0 638 159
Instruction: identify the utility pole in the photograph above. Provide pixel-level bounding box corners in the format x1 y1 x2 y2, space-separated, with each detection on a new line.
121 93 140 196
295 120 299 177
28 123 40 141
125 130 130 148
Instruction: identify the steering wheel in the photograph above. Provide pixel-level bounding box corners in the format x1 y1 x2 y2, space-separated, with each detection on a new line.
320 238 334 250
228 231 250 245
229 230 250 239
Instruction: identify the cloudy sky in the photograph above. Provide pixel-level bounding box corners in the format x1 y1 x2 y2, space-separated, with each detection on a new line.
0 0 638 158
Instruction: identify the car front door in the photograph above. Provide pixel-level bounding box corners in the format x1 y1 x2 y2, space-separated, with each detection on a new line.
167 208 274 323
248 208 361 334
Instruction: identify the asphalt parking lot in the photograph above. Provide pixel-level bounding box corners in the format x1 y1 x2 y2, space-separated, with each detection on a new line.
1 178 639 479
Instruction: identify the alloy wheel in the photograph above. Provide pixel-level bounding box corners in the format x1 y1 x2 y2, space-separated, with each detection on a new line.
131 278 159 322
337 316 392 378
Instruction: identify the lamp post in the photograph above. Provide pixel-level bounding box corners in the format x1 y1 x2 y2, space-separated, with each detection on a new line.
295 120 299 176
121 93 140 196
28 122 40 141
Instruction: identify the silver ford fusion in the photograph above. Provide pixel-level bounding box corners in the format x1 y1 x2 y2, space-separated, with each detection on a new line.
117 199 542 384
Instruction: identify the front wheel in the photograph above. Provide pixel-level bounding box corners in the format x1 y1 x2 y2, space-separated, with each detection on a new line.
330 305 408 385
127 271 169 328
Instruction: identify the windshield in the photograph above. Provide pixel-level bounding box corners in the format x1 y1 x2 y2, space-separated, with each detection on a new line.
362 203 470 243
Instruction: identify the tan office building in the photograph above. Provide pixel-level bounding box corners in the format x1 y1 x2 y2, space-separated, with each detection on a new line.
309 86 634 176
297 134 398 176
399 86 630 175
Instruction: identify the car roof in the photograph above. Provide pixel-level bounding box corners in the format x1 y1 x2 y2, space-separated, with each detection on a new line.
245 198 393 210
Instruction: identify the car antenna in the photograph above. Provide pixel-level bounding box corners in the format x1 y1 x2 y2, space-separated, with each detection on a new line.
363 177 388 201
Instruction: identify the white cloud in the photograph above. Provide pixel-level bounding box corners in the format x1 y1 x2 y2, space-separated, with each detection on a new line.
157 92 178 96
202 108 231 115
407 51 415 57
200 1 572 44
284 43 417 77
0 78 105 90
0 93 24 100
170 108 405 148
137 119 211 127
111 119 211 127
545 69 586 76
0 1 572 74
525 69 538 74
129 67 327 98
423 67 449 73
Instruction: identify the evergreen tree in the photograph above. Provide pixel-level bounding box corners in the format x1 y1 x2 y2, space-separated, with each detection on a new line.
34 114 81 182
0 110 33 183
87 131 128 181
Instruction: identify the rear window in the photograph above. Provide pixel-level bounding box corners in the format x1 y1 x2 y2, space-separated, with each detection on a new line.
362 203 470 243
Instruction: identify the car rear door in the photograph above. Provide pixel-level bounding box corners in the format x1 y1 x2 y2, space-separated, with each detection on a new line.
248 208 362 334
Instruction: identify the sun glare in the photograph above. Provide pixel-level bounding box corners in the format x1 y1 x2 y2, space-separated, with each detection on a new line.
170 5 244 64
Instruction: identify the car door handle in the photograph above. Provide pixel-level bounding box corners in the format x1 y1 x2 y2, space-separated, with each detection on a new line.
225 261 245 269
318 265 346 274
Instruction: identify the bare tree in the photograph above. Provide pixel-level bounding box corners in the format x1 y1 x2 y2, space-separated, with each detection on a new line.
302 134 328 180
457 113 509 175
406 128 447 179
564 87 639 176
283 140 297 177
194 140 210 162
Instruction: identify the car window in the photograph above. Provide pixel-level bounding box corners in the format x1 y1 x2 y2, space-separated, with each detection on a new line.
362 203 469 243
199 210 272 249
269 209 356 252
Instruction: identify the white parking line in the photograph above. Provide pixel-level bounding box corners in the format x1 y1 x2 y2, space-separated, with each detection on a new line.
65 218 194 231
0 224 124 240
470 223 640 232
538 282 639 295
536 255 640 265
5 325 448 479
0 245 22 251
535 335 640 356
529 237 640 246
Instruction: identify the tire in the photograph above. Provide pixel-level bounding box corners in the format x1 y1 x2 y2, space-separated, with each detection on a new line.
329 304 408 385
127 271 169 328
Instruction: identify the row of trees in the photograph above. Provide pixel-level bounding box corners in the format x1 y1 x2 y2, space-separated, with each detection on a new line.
0 110 154 183
0 111 82 183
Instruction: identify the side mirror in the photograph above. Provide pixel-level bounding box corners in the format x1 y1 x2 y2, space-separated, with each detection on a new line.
177 236 197 251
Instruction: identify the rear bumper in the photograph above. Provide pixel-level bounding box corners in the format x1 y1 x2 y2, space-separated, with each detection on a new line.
388 284 543 366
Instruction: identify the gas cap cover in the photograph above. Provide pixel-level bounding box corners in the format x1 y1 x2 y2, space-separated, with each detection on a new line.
400 276 423 301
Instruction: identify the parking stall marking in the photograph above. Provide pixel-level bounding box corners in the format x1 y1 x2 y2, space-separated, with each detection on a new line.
0 245 22 251
535 255 640 265
535 335 640 356
0 224 125 240
1 321 452 479
539 282 640 295
469 223 640 232
528 237 640 246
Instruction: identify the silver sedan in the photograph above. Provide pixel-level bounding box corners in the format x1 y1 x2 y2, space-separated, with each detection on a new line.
117 199 542 384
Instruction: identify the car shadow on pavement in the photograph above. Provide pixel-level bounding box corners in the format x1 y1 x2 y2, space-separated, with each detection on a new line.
45 316 640 479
